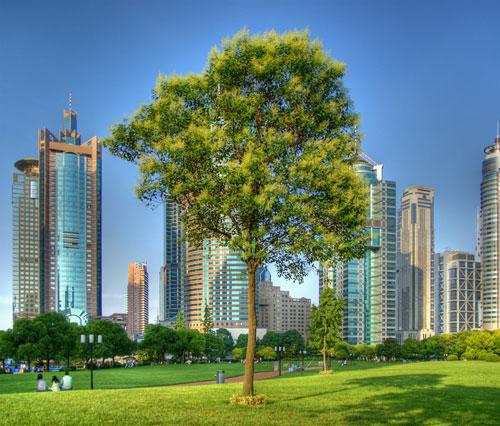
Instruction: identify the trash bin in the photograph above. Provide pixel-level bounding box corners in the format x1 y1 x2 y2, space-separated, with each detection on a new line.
215 370 225 384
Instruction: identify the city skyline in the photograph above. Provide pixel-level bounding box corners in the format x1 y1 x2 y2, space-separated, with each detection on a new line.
2 1 500 330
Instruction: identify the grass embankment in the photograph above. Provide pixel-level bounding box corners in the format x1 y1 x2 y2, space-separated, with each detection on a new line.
0 362 273 394
2 361 500 425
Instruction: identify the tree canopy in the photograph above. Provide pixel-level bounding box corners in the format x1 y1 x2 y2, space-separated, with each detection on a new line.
105 29 367 396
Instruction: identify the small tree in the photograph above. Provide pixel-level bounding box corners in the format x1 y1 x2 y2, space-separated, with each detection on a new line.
310 288 344 372
173 311 185 332
215 328 234 355
106 30 367 396
202 304 214 335
0 330 14 370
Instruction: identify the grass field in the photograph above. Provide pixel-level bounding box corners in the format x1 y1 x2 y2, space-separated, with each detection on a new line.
0 362 274 394
1 361 499 425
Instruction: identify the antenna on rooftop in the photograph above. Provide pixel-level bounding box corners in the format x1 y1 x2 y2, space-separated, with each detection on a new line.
69 93 72 112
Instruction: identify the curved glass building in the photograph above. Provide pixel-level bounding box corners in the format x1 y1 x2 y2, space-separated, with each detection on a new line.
480 134 500 330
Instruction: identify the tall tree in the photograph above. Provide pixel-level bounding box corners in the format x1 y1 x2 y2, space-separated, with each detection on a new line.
105 30 367 396
310 287 344 372
202 304 214 335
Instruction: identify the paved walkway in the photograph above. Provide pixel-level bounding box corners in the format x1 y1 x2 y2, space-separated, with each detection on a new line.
176 370 282 387
175 366 320 387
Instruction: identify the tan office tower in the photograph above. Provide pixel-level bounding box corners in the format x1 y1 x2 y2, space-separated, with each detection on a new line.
127 262 149 340
258 268 311 340
12 158 40 321
185 242 249 330
437 251 481 334
398 186 435 341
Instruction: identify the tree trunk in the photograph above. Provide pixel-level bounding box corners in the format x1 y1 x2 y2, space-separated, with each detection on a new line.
243 263 257 396
67 354 70 370
46 354 50 370
323 335 327 372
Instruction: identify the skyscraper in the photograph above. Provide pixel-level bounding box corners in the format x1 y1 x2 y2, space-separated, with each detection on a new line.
480 132 500 330
398 186 435 341
319 154 397 344
437 251 481 334
127 262 149 340
38 104 102 324
185 242 250 330
12 158 40 321
159 199 185 322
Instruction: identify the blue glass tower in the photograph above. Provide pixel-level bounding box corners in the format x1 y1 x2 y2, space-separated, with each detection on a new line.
159 199 185 322
38 104 101 324
320 154 397 344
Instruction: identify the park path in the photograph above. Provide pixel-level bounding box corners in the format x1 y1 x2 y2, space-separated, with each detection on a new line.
174 366 320 387
175 369 281 387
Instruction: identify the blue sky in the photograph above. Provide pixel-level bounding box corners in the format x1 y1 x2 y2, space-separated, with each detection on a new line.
1 0 499 330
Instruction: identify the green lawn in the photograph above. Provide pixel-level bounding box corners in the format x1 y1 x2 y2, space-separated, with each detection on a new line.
0 362 273 394
2 361 499 425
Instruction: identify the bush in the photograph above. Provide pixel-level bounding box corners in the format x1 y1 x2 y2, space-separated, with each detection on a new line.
479 353 500 362
230 394 267 407
446 354 459 361
462 351 477 360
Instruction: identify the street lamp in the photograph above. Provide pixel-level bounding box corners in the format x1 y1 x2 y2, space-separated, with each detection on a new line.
298 350 307 371
80 334 102 390
274 346 286 376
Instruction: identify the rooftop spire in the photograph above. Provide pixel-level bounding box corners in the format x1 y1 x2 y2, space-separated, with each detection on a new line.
69 93 72 112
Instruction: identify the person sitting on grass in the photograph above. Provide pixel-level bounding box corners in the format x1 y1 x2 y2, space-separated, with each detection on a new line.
50 376 61 392
61 371 73 391
36 373 48 392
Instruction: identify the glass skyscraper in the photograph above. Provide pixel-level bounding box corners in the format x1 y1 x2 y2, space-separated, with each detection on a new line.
38 106 101 324
12 158 40 321
319 154 397 344
480 133 500 330
159 199 185 322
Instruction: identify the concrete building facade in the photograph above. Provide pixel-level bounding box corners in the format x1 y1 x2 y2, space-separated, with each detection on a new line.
258 269 311 340
127 262 149 340
12 158 40 321
398 186 435 341
436 251 481 334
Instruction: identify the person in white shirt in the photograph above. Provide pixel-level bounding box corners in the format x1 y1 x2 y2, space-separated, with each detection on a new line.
61 371 73 391
36 373 48 392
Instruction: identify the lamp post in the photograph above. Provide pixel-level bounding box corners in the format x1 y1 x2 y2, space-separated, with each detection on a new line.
274 346 286 376
298 349 307 371
80 334 102 390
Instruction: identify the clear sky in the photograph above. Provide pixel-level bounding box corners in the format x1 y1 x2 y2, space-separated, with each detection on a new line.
1 0 499 330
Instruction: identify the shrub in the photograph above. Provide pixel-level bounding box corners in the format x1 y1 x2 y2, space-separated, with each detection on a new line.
479 353 500 362
462 351 477 360
447 354 459 361
230 394 267 407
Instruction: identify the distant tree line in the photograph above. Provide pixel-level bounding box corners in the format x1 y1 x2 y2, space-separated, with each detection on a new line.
323 330 500 362
0 312 133 371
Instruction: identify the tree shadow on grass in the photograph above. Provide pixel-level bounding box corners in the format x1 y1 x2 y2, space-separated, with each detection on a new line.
340 374 500 425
